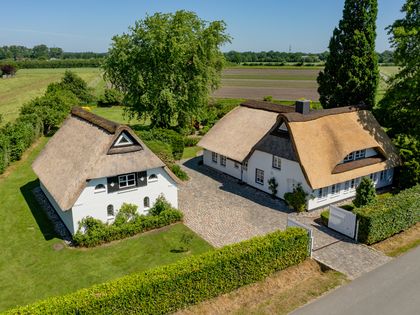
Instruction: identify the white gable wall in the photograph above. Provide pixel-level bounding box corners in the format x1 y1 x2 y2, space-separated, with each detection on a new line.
42 167 178 235
203 149 242 179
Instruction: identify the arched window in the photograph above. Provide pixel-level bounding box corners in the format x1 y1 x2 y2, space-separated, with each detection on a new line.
144 197 150 208
95 184 106 190
107 205 114 218
148 174 158 182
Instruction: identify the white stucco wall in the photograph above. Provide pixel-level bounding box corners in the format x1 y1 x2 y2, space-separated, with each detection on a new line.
204 149 394 211
40 181 75 234
203 149 242 180
44 167 178 235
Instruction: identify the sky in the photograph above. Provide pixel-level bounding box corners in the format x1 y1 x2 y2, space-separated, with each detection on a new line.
0 0 406 53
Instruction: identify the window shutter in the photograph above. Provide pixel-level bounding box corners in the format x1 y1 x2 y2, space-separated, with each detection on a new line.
107 176 119 193
137 171 147 187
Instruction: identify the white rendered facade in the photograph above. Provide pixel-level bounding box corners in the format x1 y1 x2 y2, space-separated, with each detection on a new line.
203 149 394 211
40 167 178 234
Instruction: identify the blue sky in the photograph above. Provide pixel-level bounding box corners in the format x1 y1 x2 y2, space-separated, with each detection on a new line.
0 0 405 53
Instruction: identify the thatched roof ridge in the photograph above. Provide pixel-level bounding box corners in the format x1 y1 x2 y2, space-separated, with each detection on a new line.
281 105 362 122
240 100 295 113
71 106 120 133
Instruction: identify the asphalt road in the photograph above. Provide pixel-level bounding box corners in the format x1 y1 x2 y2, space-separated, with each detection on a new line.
291 246 420 315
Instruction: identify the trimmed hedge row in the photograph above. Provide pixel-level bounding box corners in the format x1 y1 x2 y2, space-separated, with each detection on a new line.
7 227 309 314
0 58 103 69
354 185 420 244
73 208 183 247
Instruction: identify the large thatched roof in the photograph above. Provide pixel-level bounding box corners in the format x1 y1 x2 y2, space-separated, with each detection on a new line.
199 101 400 189
32 107 170 211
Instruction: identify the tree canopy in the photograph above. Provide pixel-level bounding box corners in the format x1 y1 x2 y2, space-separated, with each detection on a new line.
103 10 230 128
317 0 379 109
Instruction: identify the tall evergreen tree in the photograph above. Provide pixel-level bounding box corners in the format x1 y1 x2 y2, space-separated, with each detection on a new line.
318 0 379 109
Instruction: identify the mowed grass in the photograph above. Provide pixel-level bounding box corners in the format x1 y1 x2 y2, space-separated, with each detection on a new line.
0 68 105 124
0 137 212 311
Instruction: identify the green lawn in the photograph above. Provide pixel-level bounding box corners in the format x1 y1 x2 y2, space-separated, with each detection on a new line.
0 68 105 124
0 137 212 311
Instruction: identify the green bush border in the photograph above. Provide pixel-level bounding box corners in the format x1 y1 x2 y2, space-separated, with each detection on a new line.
7 228 309 314
354 184 420 244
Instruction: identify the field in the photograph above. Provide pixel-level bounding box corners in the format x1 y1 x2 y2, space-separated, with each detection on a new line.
0 137 211 311
0 68 104 124
0 66 399 126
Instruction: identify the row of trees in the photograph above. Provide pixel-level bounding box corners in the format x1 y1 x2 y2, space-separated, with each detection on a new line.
0 45 105 60
224 50 394 64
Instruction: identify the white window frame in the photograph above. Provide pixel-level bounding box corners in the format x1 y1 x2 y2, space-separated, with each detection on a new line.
272 155 282 170
148 174 158 183
107 204 115 219
344 181 350 193
331 183 340 195
343 152 354 163
317 187 328 200
354 149 366 160
143 196 150 209
118 173 136 189
212 152 218 163
350 178 356 189
114 133 133 147
370 173 378 183
220 155 227 167
255 168 264 185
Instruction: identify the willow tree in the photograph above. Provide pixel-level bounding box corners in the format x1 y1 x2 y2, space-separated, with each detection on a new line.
318 0 379 109
103 11 230 128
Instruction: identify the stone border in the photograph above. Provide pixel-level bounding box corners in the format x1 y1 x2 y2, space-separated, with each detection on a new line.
32 187 73 245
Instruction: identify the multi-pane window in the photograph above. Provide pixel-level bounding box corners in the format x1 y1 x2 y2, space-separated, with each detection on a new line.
119 173 136 188
344 181 350 192
212 152 218 163
272 155 282 170
380 170 388 181
370 173 377 182
343 152 354 162
354 149 366 160
144 197 150 208
107 205 114 218
331 183 340 195
317 187 328 199
255 168 264 185
220 155 227 167
350 178 356 189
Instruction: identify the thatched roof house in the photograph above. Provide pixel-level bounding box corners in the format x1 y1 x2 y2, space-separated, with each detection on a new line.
199 100 400 210
32 107 179 234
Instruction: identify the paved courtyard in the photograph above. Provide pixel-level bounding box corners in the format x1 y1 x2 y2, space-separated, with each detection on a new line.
180 157 392 279
179 157 290 247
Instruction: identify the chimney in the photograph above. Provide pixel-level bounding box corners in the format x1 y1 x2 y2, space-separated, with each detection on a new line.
295 100 310 114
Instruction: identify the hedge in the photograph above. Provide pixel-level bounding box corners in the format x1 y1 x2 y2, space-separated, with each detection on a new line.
73 208 183 247
7 227 309 314
0 58 103 69
354 185 420 244
136 128 185 160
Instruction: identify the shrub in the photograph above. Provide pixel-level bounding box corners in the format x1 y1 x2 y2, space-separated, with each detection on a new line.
0 64 17 76
184 136 201 147
10 228 309 314
284 184 309 212
137 129 184 160
354 184 420 244
73 201 183 247
0 133 10 174
4 58 103 69
268 177 278 197
353 177 376 208
170 164 189 181
263 95 273 102
98 88 123 107
320 210 329 226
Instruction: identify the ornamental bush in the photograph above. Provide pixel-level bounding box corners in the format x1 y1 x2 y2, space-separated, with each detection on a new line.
97 88 123 107
73 201 183 247
8 228 308 314
354 185 420 244
137 128 185 160
284 184 309 212
353 177 376 208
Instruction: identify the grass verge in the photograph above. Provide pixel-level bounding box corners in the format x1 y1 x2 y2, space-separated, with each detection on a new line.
176 259 347 315
372 223 420 257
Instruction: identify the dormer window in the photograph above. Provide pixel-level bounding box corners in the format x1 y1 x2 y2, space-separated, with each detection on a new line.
343 149 366 163
114 132 134 147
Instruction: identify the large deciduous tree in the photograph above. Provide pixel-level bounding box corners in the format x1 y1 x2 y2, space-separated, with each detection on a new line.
375 0 420 188
103 10 230 128
317 0 379 109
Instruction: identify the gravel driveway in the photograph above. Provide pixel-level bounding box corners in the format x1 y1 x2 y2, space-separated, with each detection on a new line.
179 157 290 247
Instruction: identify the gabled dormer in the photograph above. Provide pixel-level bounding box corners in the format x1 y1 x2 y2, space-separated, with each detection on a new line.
107 129 143 155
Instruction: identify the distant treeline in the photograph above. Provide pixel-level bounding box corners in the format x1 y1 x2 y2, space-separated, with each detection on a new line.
224 50 394 64
0 44 105 60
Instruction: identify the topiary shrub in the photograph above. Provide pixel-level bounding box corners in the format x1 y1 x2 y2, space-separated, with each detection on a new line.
353 177 376 208
268 177 278 197
284 184 309 212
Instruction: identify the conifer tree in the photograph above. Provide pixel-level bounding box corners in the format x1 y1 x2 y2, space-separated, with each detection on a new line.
318 0 379 109
354 177 376 207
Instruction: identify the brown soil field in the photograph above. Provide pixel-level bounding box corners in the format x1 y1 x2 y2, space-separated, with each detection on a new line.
213 86 319 101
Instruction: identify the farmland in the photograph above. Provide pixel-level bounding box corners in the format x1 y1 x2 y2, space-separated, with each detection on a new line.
0 66 399 125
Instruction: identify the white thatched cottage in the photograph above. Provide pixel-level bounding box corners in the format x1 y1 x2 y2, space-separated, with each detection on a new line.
199 100 400 210
32 107 179 234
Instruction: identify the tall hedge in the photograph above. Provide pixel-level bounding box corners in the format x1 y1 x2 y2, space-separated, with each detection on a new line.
0 58 102 69
354 185 420 244
6 228 309 314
